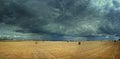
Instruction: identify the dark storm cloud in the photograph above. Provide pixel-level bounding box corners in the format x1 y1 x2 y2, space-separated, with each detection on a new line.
0 0 120 40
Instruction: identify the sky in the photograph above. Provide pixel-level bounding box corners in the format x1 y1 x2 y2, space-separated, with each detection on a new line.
0 0 120 40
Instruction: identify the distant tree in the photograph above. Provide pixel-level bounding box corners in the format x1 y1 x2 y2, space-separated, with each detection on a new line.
0 37 13 41
67 40 69 42
119 39 120 41
114 40 117 42
78 42 81 45
0 37 7 41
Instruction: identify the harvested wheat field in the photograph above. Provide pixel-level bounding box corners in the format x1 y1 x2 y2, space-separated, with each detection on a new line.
0 41 119 59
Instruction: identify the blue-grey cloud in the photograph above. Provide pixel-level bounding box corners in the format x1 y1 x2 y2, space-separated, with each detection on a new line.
0 0 120 40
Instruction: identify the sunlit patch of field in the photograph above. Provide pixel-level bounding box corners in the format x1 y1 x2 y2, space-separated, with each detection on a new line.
0 41 119 59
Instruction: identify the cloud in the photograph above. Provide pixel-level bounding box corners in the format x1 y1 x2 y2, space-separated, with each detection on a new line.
0 23 43 40
0 0 120 40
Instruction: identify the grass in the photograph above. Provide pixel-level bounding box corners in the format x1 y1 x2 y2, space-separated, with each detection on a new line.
0 41 119 59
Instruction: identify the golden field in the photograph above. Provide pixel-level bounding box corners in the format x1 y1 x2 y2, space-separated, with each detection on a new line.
0 41 120 59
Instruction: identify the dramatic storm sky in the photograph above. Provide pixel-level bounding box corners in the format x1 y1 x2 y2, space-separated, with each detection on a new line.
0 0 120 40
